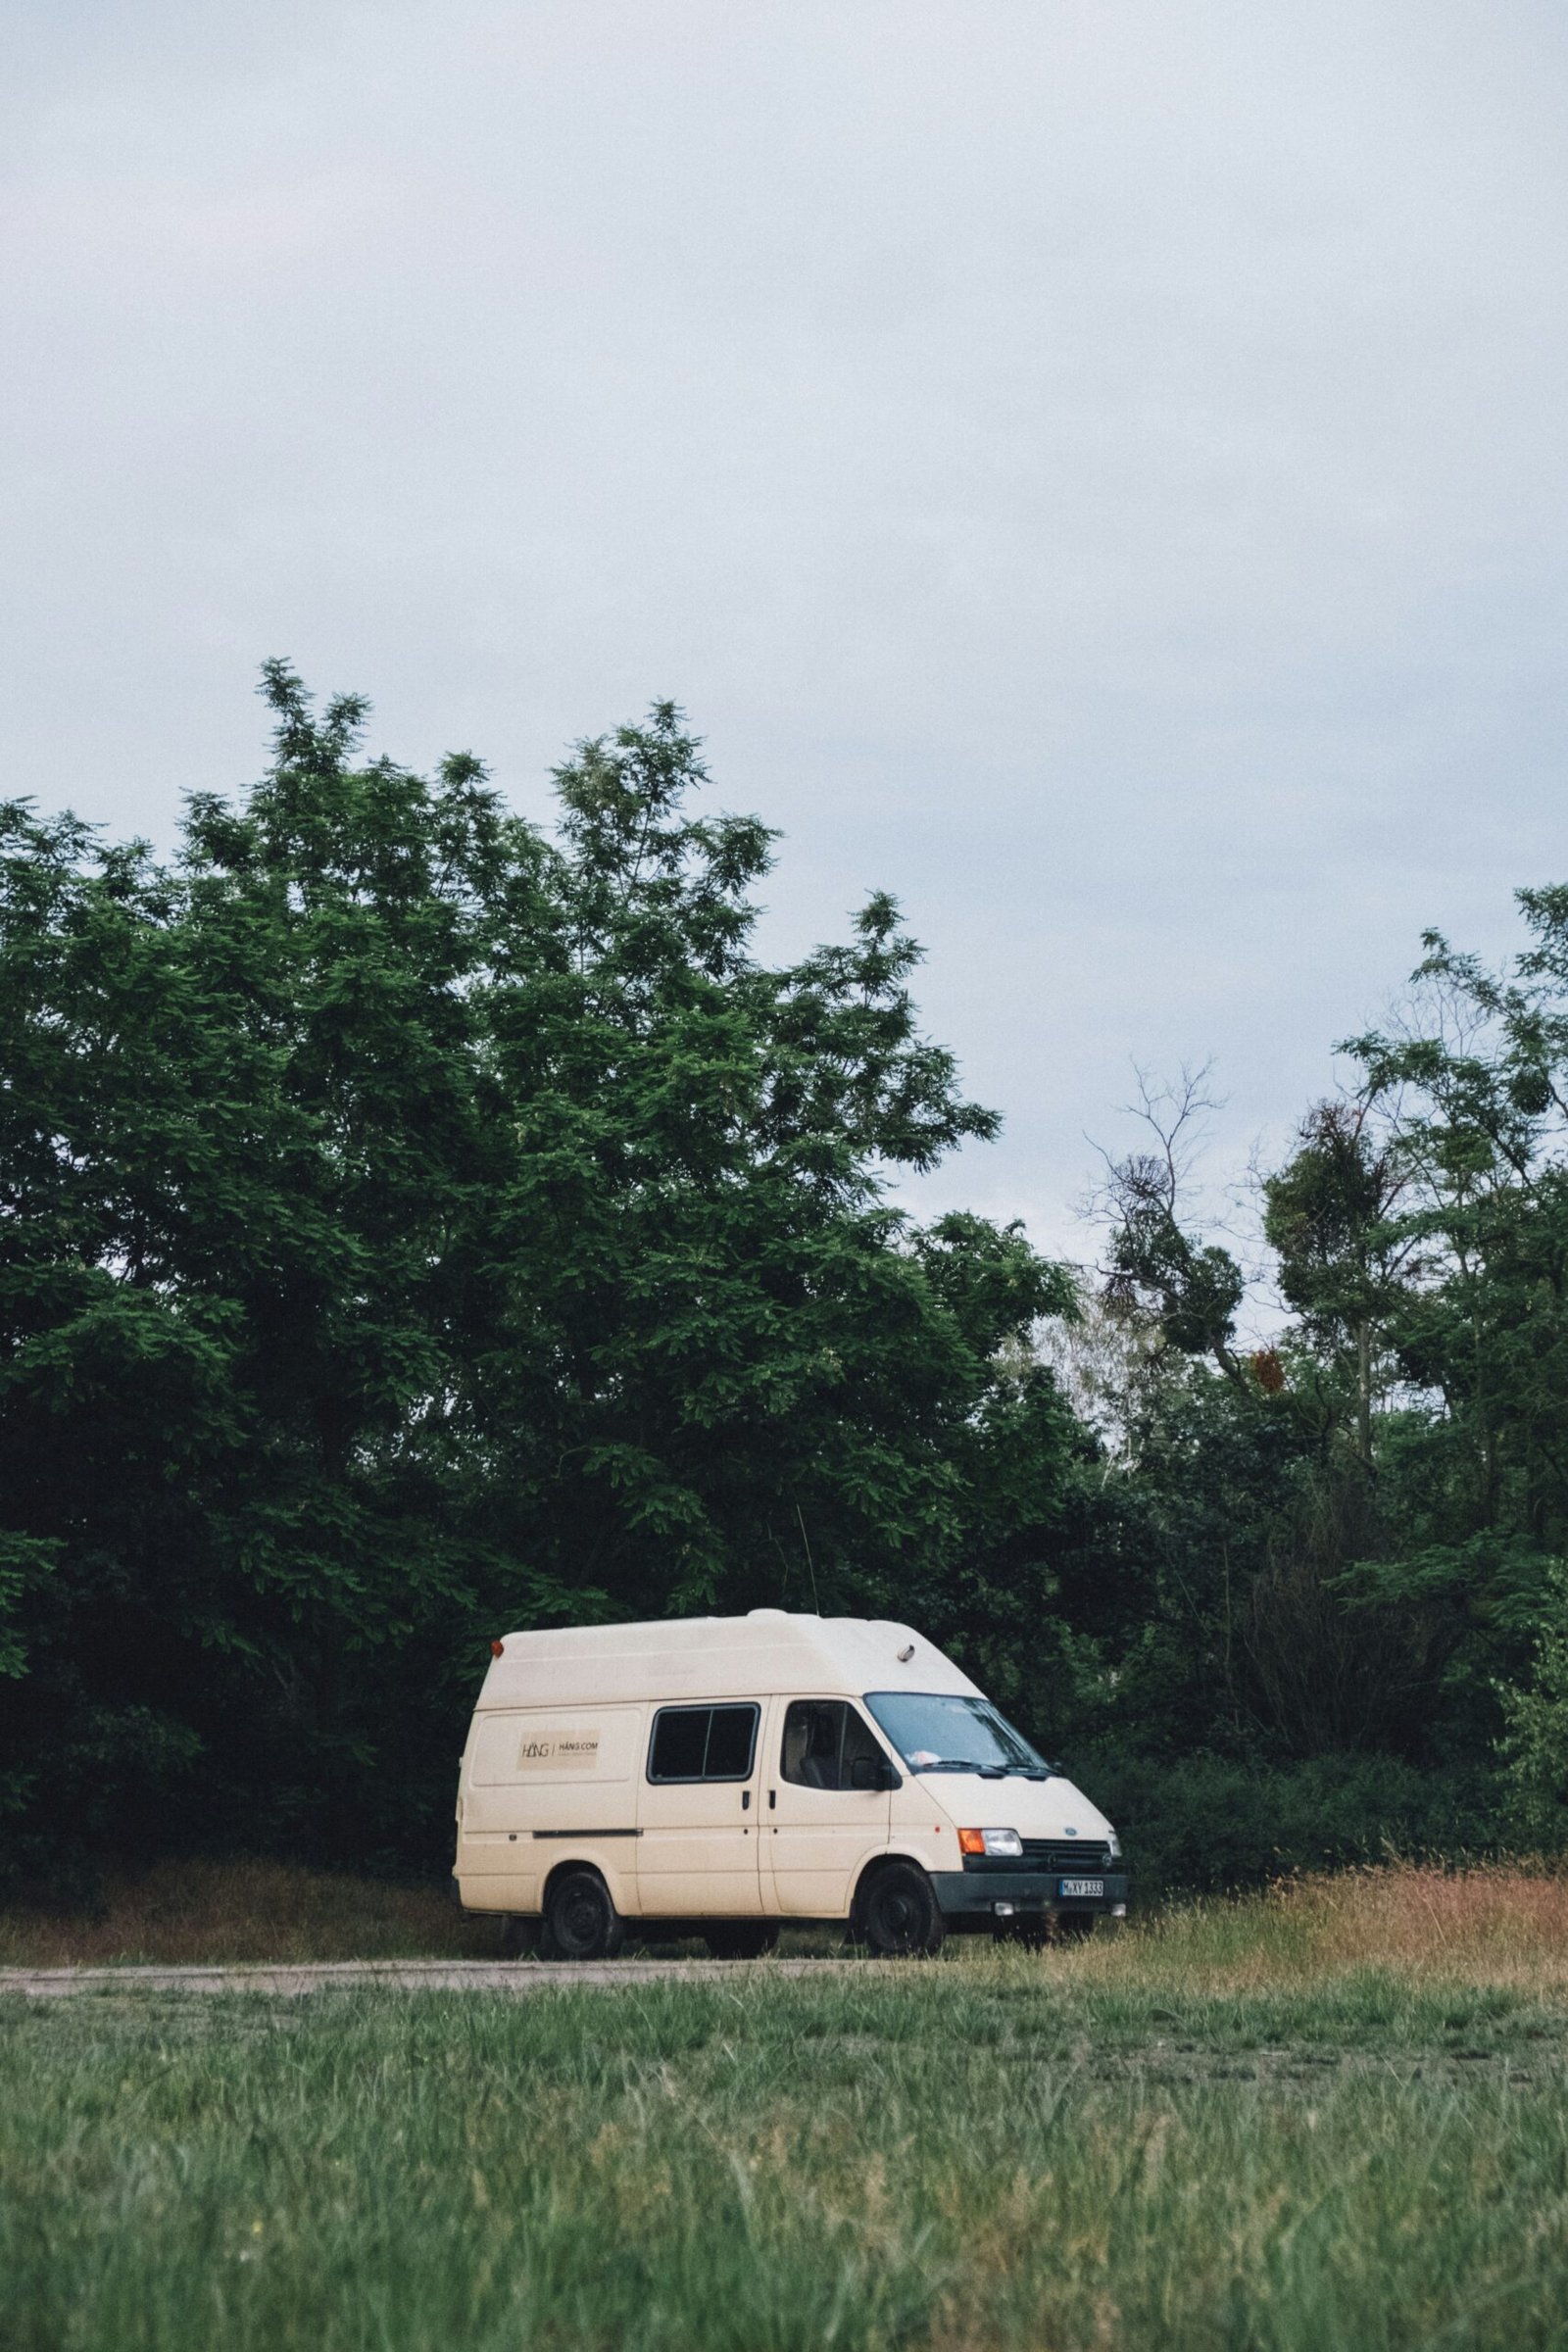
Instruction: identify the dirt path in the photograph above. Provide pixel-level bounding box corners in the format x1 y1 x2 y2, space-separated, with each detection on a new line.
0 1956 854 1999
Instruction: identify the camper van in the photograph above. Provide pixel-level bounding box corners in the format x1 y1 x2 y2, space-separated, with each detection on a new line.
454 1610 1127 1957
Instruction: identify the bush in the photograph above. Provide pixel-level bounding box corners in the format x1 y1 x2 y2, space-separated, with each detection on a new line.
1496 1559 1568 1843
1077 1745 1503 1899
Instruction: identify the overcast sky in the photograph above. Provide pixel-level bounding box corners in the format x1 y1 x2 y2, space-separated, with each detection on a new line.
6 0 1567 1266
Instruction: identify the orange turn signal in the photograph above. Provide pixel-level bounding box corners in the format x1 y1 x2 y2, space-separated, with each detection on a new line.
957 1828 986 1856
490 1639 505 1658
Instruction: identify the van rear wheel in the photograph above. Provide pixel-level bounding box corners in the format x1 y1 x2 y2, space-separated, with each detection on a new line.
857 1863 945 1958
541 1868 625 1962
702 1922 780 1960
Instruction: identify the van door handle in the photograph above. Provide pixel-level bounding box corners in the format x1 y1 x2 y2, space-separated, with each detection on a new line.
741 1789 751 1810
768 1789 776 1810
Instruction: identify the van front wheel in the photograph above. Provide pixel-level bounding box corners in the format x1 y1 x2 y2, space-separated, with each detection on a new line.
541 1868 625 1962
856 1863 945 1959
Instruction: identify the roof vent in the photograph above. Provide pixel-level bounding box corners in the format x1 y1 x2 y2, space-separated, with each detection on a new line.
897 1643 915 1662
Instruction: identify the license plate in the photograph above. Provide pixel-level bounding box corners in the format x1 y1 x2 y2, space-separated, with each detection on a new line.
1057 1877 1104 1900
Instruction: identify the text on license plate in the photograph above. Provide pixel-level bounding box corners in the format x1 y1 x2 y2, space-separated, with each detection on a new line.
1057 1877 1104 1900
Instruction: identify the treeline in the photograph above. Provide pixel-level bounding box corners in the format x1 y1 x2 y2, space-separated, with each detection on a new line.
1062 894 1568 1885
2 670 1565 1898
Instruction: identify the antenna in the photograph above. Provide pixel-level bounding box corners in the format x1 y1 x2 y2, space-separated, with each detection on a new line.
769 1521 792 1605
794 1502 821 1615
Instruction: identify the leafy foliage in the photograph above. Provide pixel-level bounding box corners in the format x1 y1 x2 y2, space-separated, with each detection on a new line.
1073 879 1568 1851
10 667 1568 1893
0 673 1081 1885
1497 1561 1568 1841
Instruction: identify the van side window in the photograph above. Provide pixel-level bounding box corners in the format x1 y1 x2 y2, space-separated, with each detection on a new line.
781 1701 885 1791
647 1703 760 1784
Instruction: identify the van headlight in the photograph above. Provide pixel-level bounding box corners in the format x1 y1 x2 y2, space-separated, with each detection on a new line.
958 1827 1023 1858
1106 1831 1121 1860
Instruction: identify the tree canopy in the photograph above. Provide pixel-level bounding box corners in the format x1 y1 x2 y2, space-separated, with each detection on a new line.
0 670 1080 1881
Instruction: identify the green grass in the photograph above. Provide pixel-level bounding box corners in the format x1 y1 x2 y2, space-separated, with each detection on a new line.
6 1902 1568 2352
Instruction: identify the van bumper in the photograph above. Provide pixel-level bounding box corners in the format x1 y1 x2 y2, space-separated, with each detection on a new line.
929 1870 1129 1925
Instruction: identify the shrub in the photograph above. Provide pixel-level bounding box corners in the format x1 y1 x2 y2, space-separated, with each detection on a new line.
1078 1745 1502 1898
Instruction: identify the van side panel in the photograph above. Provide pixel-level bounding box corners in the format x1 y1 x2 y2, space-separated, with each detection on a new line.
457 1704 644 1915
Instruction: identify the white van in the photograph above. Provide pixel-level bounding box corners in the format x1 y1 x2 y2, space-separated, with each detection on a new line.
454 1610 1127 1957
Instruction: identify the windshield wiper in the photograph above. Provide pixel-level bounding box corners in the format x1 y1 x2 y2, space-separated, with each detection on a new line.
914 1757 1007 1778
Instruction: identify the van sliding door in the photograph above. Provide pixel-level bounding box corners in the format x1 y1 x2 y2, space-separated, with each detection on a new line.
635 1702 764 1919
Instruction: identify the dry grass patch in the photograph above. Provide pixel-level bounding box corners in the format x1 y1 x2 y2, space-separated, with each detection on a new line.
1283 1858 1568 1978
1052 1858 1568 2000
0 1857 503 1968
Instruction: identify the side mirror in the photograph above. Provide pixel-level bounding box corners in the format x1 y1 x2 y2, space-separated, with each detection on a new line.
851 1755 902 1791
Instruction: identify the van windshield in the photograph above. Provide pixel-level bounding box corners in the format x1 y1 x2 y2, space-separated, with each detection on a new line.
863 1692 1052 1779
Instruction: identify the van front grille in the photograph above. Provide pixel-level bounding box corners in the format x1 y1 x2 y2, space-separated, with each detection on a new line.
1021 1839 1112 1873
962 1838 1116 1876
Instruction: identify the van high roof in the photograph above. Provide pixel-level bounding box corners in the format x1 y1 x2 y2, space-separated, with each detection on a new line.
477 1610 982 1711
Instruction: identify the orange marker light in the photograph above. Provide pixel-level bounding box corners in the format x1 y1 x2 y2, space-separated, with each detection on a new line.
490 1639 505 1658
957 1828 986 1856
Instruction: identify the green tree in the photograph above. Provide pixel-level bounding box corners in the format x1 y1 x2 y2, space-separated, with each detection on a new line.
1095 1070 1248 1383
0 669 1080 1886
1330 902 1568 1754
1262 1101 1417 1476
1496 1559 1568 1842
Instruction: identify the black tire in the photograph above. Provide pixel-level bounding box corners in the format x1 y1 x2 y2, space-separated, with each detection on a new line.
857 1862 946 1959
541 1868 625 1961
702 1922 780 1960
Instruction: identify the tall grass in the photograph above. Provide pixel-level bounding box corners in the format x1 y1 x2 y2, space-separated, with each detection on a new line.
1083 1860 1568 1993
5 1853 1566 1980
0 1858 496 1968
5 1866 1568 2349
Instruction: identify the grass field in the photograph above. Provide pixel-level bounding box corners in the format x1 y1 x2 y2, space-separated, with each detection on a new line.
5 1866 1568 2350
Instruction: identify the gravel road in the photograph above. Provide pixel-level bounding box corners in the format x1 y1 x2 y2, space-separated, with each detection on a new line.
0 1956 853 1999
